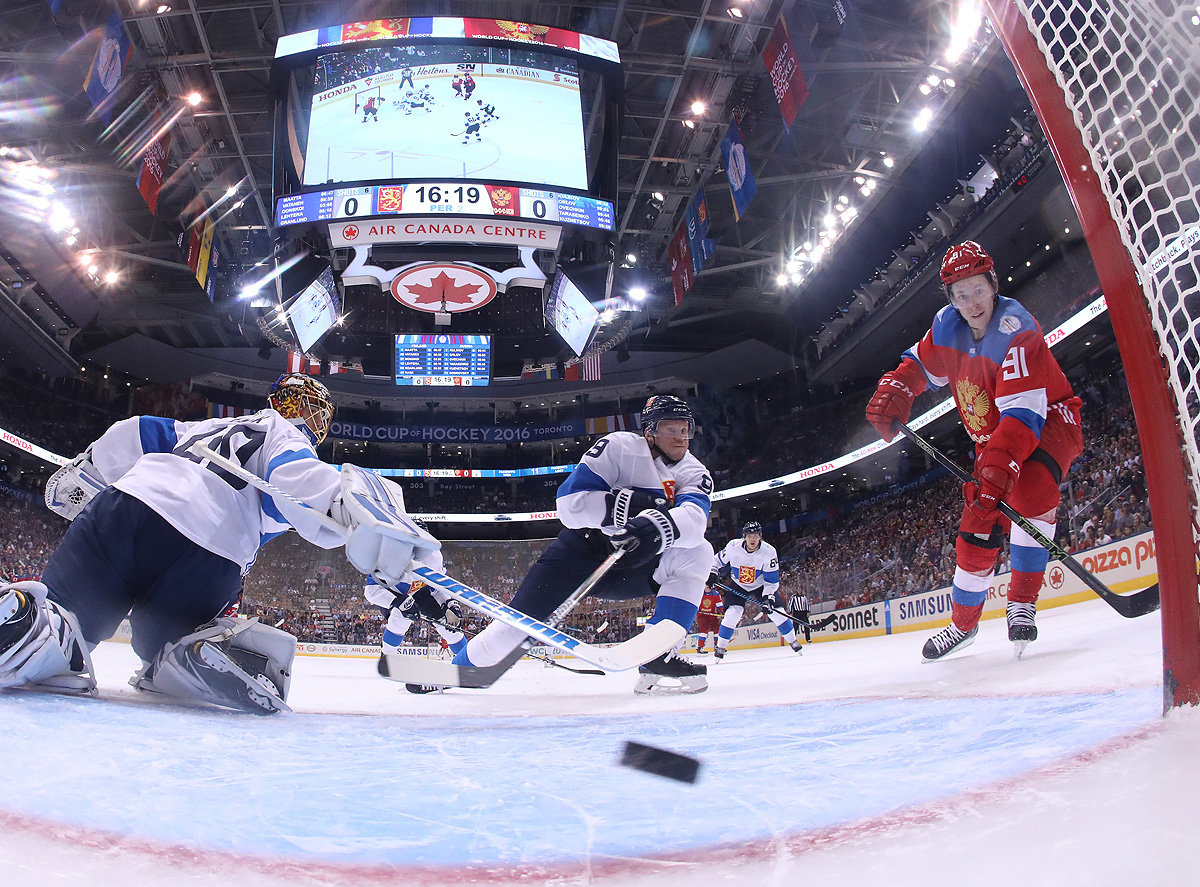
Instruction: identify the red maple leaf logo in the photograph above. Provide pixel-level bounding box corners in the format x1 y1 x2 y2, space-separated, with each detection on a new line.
404 271 483 305
342 224 359 239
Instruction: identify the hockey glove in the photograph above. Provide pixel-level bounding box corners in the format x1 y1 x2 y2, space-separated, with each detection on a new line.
441 600 464 630
706 571 721 588
964 447 1020 525
604 488 669 528
610 509 678 568
866 365 920 442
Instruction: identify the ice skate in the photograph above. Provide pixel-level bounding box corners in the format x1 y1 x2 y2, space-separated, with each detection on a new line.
634 649 708 695
712 646 726 662
789 640 804 654
405 683 445 695
1007 601 1038 659
921 623 978 661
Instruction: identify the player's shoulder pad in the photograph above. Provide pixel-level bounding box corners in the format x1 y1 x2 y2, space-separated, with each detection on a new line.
760 541 779 557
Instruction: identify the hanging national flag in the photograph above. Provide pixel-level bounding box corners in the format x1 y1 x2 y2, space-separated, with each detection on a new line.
585 413 636 434
521 362 559 380
683 186 716 274
562 363 581 382
582 351 602 381
286 352 323 375
721 118 758 221
207 403 251 419
136 111 171 215
83 10 132 125
762 16 809 132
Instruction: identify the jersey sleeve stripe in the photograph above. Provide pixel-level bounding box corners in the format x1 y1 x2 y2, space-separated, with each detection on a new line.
138 416 179 454
996 388 1048 418
557 462 610 496
675 491 711 515
763 569 781 583
997 407 1046 436
261 493 287 525
265 448 316 481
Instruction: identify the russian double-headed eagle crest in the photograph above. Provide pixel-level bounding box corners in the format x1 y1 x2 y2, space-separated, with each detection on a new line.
955 378 991 435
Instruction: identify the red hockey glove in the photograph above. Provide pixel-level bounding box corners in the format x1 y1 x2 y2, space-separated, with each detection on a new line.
964 447 1020 524
866 370 916 442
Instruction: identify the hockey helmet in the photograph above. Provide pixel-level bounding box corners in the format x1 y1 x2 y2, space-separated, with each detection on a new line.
742 521 763 537
641 395 695 438
268 373 333 445
940 241 997 289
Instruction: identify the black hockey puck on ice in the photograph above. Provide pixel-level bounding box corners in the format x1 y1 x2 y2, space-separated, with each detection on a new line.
619 741 701 784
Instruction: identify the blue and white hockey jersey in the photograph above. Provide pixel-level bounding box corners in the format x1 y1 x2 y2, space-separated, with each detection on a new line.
556 431 713 549
715 539 780 594
86 410 345 573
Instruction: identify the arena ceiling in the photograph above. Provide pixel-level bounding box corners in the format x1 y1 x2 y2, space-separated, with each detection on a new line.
0 0 1053 400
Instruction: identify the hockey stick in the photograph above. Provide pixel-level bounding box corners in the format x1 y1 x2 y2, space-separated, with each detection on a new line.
893 421 1160 618
711 581 836 630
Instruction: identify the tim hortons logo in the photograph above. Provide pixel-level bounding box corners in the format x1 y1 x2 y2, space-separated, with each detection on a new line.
390 263 498 313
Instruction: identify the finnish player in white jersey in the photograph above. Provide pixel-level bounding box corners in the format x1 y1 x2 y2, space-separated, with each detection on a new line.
451 395 714 694
0 374 438 713
710 521 803 660
363 547 468 694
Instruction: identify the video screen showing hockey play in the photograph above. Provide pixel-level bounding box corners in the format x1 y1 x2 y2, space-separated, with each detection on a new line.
3 2 1200 886
302 43 588 190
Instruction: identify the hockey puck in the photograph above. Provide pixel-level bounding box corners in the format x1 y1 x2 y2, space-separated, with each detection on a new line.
619 741 701 784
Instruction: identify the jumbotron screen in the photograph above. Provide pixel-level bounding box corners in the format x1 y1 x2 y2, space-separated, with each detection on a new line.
303 43 587 192
394 334 491 386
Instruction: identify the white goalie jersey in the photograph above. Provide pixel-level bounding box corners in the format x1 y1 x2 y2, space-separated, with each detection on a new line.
716 539 780 594
83 411 345 572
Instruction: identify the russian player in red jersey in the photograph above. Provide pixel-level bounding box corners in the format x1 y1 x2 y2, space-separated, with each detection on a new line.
693 587 723 654
866 241 1083 660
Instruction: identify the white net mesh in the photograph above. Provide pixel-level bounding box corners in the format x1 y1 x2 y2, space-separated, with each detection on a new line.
1012 0 1200 524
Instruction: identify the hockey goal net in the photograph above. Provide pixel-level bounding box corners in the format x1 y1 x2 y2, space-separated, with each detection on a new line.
984 0 1200 707
354 85 382 112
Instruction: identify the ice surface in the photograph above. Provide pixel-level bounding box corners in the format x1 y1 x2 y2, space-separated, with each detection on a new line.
2 598 1195 886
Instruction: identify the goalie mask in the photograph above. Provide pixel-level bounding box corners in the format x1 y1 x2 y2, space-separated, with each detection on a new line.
268 373 333 445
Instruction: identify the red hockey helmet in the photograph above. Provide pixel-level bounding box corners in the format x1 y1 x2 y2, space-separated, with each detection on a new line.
940 240 997 288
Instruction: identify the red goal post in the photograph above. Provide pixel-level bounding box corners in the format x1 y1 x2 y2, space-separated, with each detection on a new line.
982 0 1200 709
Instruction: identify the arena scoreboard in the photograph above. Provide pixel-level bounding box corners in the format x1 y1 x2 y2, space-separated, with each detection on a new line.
394 334 491 386
276 183 614 232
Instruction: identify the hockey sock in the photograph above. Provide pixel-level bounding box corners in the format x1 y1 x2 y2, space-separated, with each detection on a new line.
1008 519 1054 604
768 610 798 644
951 602 984 633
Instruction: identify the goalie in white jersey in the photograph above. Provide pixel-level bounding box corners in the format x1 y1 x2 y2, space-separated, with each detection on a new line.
710 521 803 660
0 373 438 713
452 395 715 694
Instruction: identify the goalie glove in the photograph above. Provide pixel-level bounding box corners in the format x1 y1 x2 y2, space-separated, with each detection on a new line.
44 449 106 521
331 464 440 588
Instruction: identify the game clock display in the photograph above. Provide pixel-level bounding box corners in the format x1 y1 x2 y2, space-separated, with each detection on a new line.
395 334 491 386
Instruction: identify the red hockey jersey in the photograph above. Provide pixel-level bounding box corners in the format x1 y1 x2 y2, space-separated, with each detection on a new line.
896 297 1076 461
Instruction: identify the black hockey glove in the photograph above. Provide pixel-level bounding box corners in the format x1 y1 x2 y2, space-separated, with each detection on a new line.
441 600 464 630
706 571 721 588
395 593 421 619
604 488 668 528
610 509 678 568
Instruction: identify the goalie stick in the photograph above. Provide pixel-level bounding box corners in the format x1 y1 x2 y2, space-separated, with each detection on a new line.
188 442 669 677
377 549 688 688
893 421 1160 619
711 581 837 631
400 607 605 677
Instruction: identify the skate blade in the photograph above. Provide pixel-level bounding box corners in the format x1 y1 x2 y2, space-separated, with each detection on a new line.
1013 640 1030 660
634 674 708 695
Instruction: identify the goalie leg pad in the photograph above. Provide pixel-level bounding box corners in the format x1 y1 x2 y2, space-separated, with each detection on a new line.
132 617 295 714
334 464 441 587
0 582 97 695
